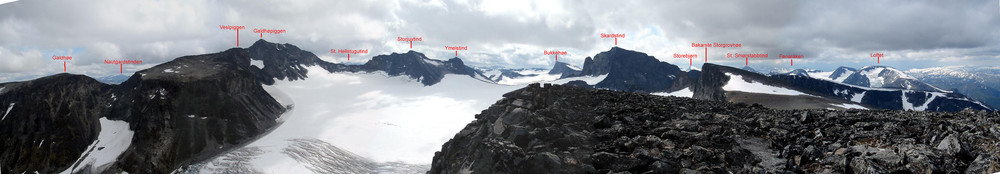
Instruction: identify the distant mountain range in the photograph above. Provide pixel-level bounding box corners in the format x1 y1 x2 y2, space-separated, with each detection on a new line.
906 66 1000 109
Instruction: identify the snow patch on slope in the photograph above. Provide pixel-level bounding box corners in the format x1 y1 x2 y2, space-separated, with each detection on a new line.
496 71 561 85
550 74 608 86
859 67 886 87
833 103 868 110
251 59 265 68
1 103 13 120
851 91 866 103
565 64 582 71
422 59 443 66
61 118 133 174
652 87 693 98
811 71 834 81
723 73 807 96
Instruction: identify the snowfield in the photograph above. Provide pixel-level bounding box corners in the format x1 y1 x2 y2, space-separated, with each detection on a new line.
652 87 693 98
61 117 134 174
194 65 526 173
723 73 807 96
832 103 868 110
251 59 266 69
496 70 562 85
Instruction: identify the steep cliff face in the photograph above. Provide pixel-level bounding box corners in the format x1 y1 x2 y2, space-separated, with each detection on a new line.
690 64 729 101
579 47 690 93
430 84 1000 173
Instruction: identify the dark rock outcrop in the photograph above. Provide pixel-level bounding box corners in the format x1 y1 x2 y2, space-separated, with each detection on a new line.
429 83 1000 173
246 39 324 82
579 47 690 93
362 51 489 85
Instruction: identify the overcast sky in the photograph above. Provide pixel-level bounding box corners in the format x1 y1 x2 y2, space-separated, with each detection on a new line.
1 0 998 82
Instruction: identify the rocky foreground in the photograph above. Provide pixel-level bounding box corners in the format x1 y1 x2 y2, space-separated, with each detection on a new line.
429 84 1000 173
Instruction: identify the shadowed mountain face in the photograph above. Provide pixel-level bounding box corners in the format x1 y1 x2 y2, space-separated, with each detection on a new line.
430 84 1000 173
0 74 108 173
580 47 690 93
363 51 489 86
0 40 495 173
0 48 287 173
248 39 487 86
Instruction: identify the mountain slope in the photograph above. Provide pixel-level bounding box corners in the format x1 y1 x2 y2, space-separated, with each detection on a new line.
0 48 288 174
907 66 1000 109
692 64 992 112
0 74 109 173
549 61 582 78
108 48 287 173
828 66 857 82
430 84 1000 173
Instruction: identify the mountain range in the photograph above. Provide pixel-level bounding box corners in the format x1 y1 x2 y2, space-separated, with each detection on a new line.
1 39 995 173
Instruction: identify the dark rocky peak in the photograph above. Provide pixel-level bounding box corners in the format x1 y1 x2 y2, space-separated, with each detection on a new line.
245 39 323 81
363 51 487 85
580 47 658 76
549 61 582 78
575 47 689 93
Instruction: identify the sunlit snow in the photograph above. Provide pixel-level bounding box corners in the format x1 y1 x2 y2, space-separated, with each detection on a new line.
210 65 525 172
652 87 693 98
723 73 807 96
61 117 134 174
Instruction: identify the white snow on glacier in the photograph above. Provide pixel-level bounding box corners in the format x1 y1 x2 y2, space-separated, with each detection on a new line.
61 117 134 174
197 65 557 173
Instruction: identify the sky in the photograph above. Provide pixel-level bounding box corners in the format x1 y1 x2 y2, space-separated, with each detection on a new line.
0 0 998 82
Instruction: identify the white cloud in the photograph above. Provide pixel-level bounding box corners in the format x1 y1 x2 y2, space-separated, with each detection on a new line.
0 0 998 81
0 46 44 73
